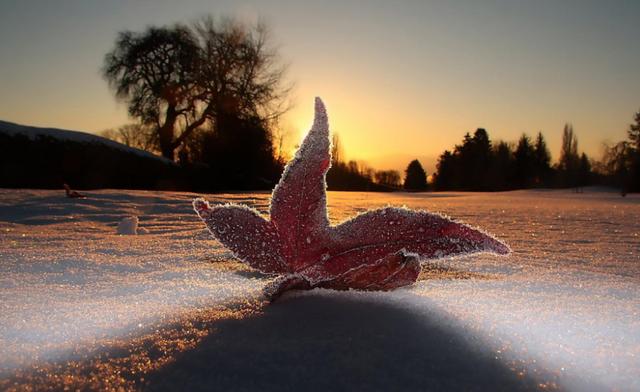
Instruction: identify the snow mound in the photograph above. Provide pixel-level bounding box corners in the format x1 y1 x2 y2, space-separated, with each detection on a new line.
117 216 139 235
116 216 149 235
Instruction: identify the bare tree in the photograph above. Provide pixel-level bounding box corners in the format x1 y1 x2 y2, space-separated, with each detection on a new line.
100 123 159 153
558 123 579 173
331 133 343 165
103 26 199 159
375 170 401 188
192 18 291 127
103 17 291 161
629 108 640 151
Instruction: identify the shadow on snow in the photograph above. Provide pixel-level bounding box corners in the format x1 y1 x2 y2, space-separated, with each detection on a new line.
144 293 544 391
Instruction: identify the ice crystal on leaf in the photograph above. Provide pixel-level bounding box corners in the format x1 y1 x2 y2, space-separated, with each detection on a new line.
194 98 510 300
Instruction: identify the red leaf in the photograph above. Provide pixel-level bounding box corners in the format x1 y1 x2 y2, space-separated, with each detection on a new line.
269 97 332 272
300 207 509 285
194 98 510 300
316 250 422 291
263 251 421 301
194 200 286 274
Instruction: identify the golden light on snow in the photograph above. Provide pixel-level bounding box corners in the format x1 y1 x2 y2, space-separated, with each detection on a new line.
0 189 639 390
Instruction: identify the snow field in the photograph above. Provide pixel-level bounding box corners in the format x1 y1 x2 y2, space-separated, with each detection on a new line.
0 188 638 390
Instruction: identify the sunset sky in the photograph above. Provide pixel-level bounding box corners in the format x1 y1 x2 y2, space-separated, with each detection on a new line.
1 0 639 173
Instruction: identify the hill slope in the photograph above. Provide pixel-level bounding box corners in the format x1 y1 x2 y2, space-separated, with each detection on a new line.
0 120 181 189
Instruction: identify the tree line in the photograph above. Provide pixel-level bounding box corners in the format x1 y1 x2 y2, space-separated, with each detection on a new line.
432 126 584 191
326 134 397 191
595 109 640 193
431 111 640 192
99 15 639 193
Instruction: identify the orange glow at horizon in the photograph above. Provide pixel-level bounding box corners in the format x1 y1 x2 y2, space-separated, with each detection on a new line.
0 1 637 176
284 73 634 175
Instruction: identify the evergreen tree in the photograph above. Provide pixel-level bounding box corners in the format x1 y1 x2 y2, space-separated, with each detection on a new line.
488 141 514 190
578 153 592 187
433 129 554 191
469 128 492 190
533 132 551 185
513 134 536 188
452 133 472 188
434 150 455 190
404 159 428 191
447 129 492 190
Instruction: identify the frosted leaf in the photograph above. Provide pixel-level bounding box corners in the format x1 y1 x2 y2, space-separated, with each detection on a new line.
269 97 332 272
194 200 286 274
194 97 510 299
302 207 509 284
315 250 421 291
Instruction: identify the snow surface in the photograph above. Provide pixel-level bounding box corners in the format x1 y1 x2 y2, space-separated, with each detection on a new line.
0 188 638 390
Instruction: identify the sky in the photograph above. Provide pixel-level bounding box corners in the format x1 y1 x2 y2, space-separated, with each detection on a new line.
1 0 639 173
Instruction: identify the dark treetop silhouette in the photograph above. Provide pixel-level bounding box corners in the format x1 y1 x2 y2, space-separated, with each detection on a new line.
194 98 510 300
404 159 428 191
103 18 289 161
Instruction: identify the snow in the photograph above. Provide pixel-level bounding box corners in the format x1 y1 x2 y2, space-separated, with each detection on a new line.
117 216 139 235
0 188 638 390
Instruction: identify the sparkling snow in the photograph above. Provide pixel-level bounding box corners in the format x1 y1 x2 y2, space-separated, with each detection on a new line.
0 188 638 390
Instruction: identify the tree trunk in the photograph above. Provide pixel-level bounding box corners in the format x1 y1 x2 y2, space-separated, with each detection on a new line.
159 140 174 161
158 106 178 161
